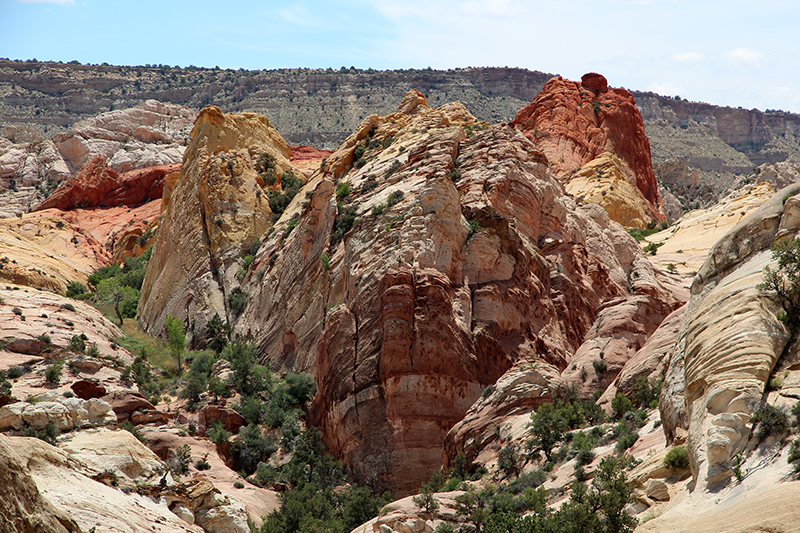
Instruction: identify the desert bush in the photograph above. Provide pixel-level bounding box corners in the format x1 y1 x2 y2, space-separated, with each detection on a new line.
664 445 689 470
751 402 789 442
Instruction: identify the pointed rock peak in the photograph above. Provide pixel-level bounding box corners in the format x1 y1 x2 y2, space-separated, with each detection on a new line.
397 89 428 115
581 72 609 95
196 104 226 126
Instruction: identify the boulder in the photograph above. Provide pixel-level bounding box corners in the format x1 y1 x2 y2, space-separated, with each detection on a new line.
102 391 157 422
198 405 245 435
71 379 107 400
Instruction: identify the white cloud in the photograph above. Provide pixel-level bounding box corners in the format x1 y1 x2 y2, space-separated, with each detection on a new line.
670 52 703 63
278 3 312 26
648 81 686 96
460 0 525 17
15 0 75 3
725 48 763 68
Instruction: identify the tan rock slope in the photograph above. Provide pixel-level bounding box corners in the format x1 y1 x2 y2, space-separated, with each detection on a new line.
138 105 304 339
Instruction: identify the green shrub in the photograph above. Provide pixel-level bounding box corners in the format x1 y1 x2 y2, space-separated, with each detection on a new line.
7 366 23 379
751 403 788 442
45 360 63 384
330 205 357 244
335 182 350 199
66 281 86 298
593 359 607 374
195 459 211 471
86 342 99 357
20 421 59 445
208 421 232 444
228 287 248 317
320 252 330 271
386 190 404 207
206 313 231 354
788 438 800 474
612 393 633 420
12 307 22 316
371 203 386 216
60 303 76 312
664 445 689 470
68 335 86 353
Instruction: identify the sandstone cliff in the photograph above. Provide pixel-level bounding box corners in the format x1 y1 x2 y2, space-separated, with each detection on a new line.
510 73 663 227
137 105 303 340
158 90 684 495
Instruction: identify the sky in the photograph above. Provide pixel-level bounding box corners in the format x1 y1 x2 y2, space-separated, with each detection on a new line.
1 0 799 113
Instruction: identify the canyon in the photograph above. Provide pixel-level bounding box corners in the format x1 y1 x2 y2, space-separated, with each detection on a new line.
1 66 800 533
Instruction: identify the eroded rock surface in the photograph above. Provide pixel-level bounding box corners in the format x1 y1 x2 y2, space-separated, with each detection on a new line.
138 105 303 339
511 72 663 224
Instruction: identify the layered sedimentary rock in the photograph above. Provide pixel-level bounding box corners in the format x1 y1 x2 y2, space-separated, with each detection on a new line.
227 90 678 494
34 155 176 211
565 152 656 229
0 435 80 533
0 99 195 219
138 105 303 339
511 73 663 225
660 182 800 488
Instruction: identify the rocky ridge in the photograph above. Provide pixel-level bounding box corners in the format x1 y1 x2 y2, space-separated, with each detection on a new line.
135 88 685 495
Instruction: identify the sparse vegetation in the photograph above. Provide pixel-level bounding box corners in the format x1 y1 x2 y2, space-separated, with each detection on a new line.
664 445 689 471
759 238 800 332
750 402 788 442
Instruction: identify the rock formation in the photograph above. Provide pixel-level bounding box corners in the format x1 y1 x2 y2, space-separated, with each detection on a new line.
0 99 195 219
157 89 684 494
34 155 177 211
137 105 304 339
510 73 664 228
0 435 81 533
660 182 800 488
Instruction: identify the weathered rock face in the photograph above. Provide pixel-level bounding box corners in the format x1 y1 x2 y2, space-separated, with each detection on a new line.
660 183 800 489
511 73 663 224
0 435 81 533
0 99 195 219
206 90 680 495
34 155 176 211
565 152 658 229
137 105 303 339
52 99 195 174
5 431 205 533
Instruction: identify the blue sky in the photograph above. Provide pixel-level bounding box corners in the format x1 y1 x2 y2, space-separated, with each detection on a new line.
2 0 799 112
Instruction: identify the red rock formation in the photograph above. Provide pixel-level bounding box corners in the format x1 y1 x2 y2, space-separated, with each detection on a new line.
71 380 107 400
290 145 333 176
34 155 177 211
511 73 662 218
101 391 157 422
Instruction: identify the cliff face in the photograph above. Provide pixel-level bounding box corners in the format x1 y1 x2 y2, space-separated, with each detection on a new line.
137 105 302 339
142 90 683 494
511 73 663 226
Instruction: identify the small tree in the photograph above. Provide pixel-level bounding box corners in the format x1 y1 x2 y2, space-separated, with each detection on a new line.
165 315 186 374
759 238 800 331
527 402 567 461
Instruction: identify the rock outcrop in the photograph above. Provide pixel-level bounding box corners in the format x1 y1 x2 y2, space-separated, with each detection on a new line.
181 90 683 494
511 73 663 225
660 182 800 488
0 435 81 533
34 155 176 211
137 105 303 339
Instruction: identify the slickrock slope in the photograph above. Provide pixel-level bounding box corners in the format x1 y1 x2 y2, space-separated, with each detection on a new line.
643 181 777 275
138 105 303 339
0 284 128 360
659 182 800 491
0 199 160 291
165 90 685 494
0 435 81 533
511 73 663 226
